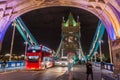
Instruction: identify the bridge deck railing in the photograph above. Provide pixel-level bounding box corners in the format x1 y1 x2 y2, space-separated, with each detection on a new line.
93 62 114 72
93 62 115 80
0 61 25 70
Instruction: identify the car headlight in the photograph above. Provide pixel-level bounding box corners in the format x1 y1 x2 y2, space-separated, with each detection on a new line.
65 62 68 65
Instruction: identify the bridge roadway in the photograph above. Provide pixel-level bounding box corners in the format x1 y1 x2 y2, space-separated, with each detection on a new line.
0 65 112 80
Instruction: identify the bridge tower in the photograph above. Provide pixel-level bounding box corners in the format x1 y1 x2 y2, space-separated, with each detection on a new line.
56 13 84 60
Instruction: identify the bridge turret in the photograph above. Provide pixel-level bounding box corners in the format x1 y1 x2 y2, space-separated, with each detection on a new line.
62 13 80 35
56 13 84 60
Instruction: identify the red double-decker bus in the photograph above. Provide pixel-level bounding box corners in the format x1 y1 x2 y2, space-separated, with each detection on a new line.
26 46 54 70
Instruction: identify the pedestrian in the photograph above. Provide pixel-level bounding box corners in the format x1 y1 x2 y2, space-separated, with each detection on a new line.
67 52 74 71
68 57 74 71
2 60 7 68
67 57 74 80
101 61 104 69
2 60 7 72
86 60 93 80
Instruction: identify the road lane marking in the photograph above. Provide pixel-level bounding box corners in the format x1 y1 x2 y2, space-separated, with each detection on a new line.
0 70 18 74
32 71 43 76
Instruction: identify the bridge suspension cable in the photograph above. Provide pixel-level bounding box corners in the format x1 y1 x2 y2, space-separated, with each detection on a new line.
87 21 105 60
13 17 52 53
55 34 64 57
14 17 39 46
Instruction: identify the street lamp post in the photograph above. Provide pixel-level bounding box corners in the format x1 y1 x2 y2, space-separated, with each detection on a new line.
108 35 113 63
9 21 16 61
95 54 96 62
61 49 63 57
91 57 93 62
98 39 103 80
94 52 98 62
98 40 103 62
24 42 28 59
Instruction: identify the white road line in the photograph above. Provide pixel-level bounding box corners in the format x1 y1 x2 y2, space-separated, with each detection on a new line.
0 70 17 74
32 71 42 76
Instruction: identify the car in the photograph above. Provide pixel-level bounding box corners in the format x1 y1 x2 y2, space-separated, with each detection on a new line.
55 57 68 66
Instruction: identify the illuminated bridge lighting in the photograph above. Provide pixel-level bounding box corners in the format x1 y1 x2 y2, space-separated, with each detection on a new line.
109 25 116 40
118 29 120 36
0 0 119 49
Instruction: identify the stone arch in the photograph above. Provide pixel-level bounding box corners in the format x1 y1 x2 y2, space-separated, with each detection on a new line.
0 0 120 76
0 0 119 49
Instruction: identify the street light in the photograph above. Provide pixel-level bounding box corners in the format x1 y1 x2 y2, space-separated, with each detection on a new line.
9 21 16 61
108 35 113 63
94 52 98 62
98 40 103 62
24 41 28 59
98 39 103 80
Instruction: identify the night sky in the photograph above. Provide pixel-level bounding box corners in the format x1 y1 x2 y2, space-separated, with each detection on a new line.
1 6 109 56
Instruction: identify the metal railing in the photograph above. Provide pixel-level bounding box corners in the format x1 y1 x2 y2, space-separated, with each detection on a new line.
93 62 114 72
0 61 25 72
93 62 115 80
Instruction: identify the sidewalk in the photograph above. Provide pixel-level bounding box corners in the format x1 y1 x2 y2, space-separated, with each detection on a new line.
0 66 25 74
73 65 101 80
56 65 114 80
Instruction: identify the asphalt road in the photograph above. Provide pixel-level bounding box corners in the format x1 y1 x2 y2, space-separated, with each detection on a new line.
0 65 113 80
0 67 68 80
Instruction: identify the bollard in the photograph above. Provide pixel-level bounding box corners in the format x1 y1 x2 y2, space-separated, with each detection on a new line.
117 74 120 80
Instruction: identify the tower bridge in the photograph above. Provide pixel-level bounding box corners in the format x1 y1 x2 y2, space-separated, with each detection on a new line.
56 13 84 60
0 0 120 79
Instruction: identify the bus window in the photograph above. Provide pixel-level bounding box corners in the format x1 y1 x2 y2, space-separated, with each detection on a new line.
28 56 39 62
27 49 40 53
43 57 48 62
